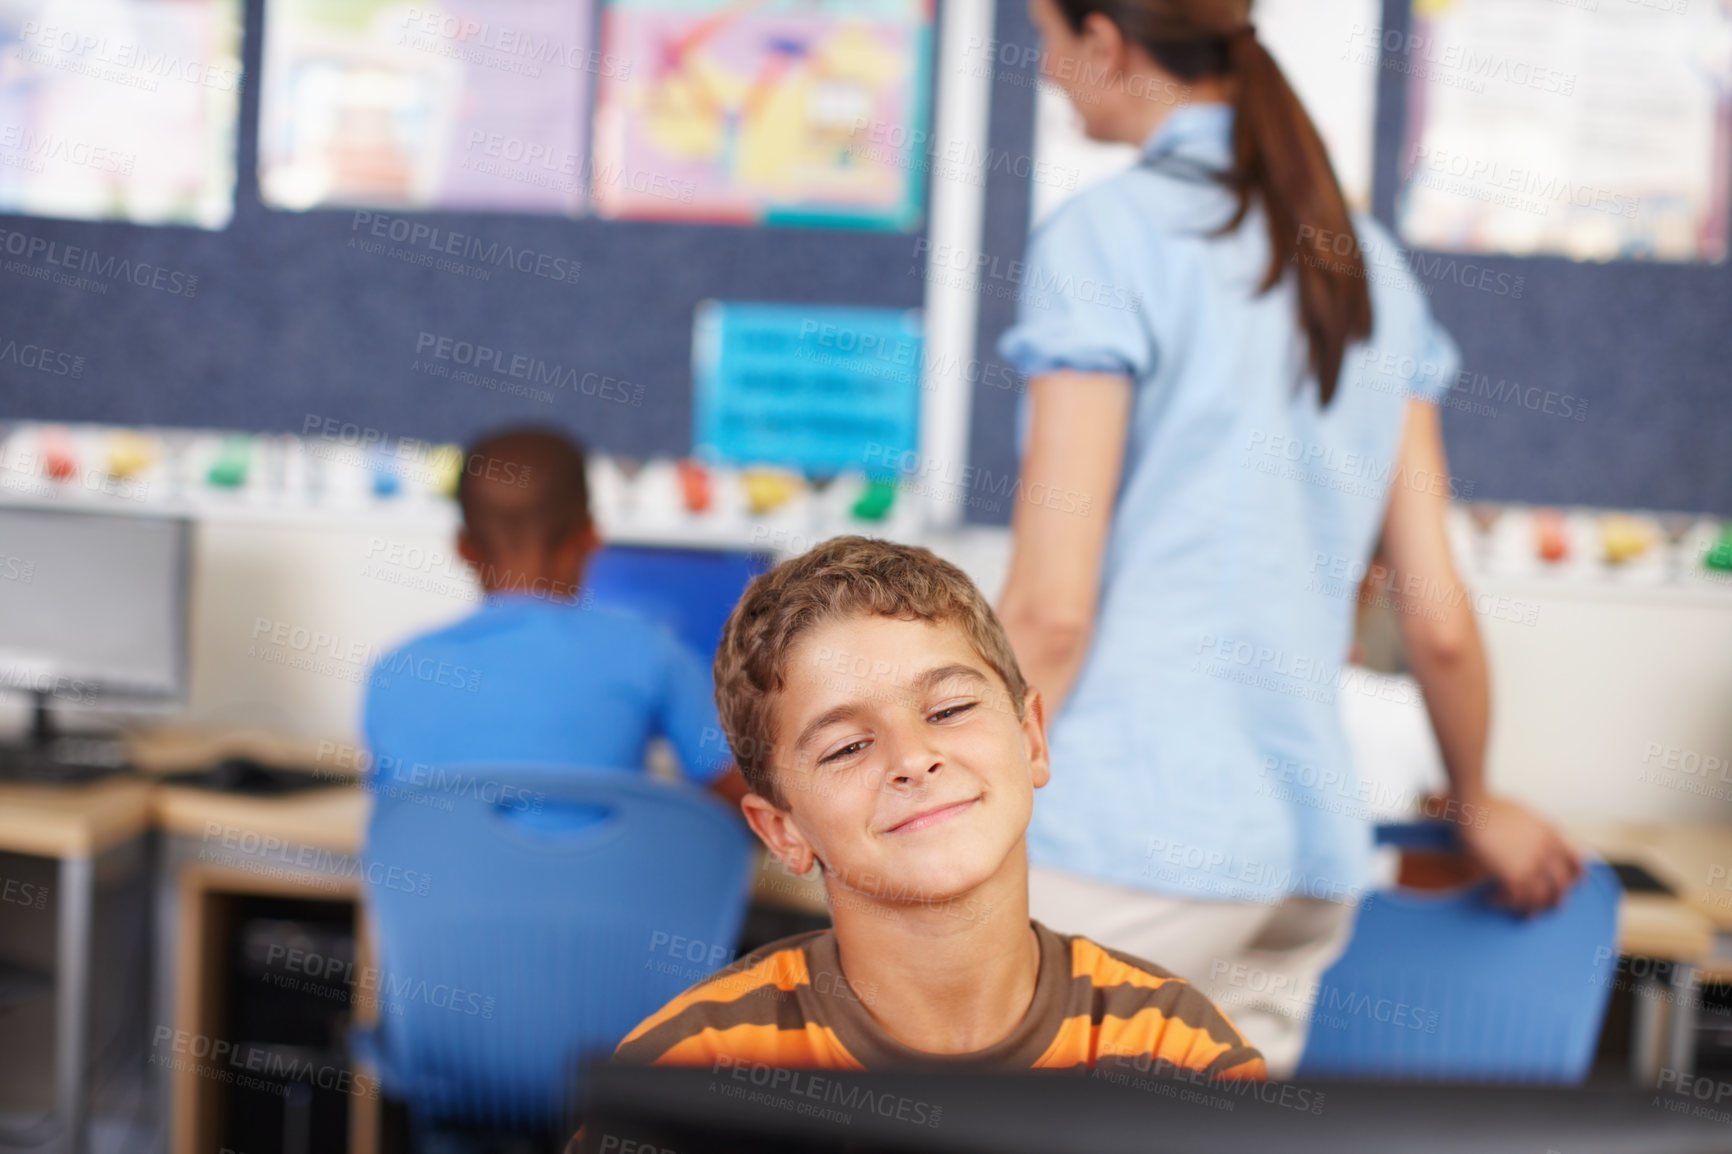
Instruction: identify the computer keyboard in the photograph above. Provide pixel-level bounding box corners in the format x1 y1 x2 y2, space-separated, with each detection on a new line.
0 738 130 784
158 757 341 797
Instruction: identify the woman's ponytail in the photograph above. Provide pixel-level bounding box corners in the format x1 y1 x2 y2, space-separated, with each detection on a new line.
1050 1 1373 405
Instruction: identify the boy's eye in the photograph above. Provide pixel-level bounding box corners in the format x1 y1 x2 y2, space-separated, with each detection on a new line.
821 740 869 765
929 702 977 723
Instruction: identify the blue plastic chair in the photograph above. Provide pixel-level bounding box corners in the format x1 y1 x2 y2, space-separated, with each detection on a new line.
353 765 754 1136
1296 822 1621 1083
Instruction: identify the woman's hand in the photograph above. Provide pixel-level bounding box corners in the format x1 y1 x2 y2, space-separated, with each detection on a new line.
1457 795 1585 915
1380 401 1583 914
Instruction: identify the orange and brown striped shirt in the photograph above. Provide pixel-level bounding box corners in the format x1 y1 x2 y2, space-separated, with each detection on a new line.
613 919 1265 1079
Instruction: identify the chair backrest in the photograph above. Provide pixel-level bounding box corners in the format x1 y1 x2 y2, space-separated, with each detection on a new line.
360 765 754 1130
1296 855 1621 1083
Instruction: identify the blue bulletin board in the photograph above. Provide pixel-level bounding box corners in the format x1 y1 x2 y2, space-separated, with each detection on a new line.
692 300 922 477
0 0 939 465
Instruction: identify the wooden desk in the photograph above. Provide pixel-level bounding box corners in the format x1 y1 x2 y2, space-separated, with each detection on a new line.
130 722 833 919
0 777 153 1154
1569 822 1727 1084
150 772 825 1154
1569 821 1728 967
0 776 153 858
152 782 379 1154
1644 824 1732 986
1571 821 1732 932
153 781 367 857
2 732 820 1154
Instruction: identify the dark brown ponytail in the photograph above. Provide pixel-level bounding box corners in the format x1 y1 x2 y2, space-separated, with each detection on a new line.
1050 1 1372 405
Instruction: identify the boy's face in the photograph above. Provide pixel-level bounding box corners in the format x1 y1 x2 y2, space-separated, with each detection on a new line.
740 613 1050 909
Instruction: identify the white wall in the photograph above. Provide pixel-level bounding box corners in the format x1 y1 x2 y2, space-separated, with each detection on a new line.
1477 578 1732 822
182 514 474 741
159 509 1732 825
5 482 1727 827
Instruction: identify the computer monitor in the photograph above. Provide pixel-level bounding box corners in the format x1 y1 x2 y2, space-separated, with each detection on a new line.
0 505 191 738
576 1067 1732 1154
582 543 772 662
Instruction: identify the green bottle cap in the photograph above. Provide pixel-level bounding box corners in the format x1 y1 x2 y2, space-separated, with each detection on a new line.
207 436 251 489
1706 524 1732 572
851 478 897 522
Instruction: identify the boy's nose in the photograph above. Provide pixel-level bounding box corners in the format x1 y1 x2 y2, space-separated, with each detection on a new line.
884 731 944 788
892 759 942 787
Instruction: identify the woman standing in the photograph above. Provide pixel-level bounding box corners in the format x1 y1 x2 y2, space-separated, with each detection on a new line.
995 0 1582 1076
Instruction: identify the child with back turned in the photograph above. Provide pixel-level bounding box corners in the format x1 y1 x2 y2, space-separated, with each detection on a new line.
602 536 1264 1083
362 427 744 800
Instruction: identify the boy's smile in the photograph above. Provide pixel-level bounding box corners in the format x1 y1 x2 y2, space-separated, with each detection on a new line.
740 613 1050 912
882 796 980 835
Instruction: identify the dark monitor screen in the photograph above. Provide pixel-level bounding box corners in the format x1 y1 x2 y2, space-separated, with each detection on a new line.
583 544 772 662
576 1067 1732 1154
0 505 191 705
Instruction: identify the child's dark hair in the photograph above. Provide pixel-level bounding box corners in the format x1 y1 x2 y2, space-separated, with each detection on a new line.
456 427 590 557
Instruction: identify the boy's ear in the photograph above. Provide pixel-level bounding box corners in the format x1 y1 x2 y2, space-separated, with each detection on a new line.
552 519 602 583
456 528 483 573
557 518 601 558
1020 686 1051 790
740 790 818 876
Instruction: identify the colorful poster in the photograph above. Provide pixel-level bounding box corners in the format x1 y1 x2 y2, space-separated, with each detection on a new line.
594 0 932 228
0 0 242 229
1396 0 1732 263
259 0 597 214
693 300 922 474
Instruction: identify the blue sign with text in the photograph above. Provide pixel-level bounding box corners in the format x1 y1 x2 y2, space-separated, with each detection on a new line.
692 300 922 477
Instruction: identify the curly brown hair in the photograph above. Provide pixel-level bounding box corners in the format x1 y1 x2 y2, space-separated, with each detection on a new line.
714 536 1030 806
